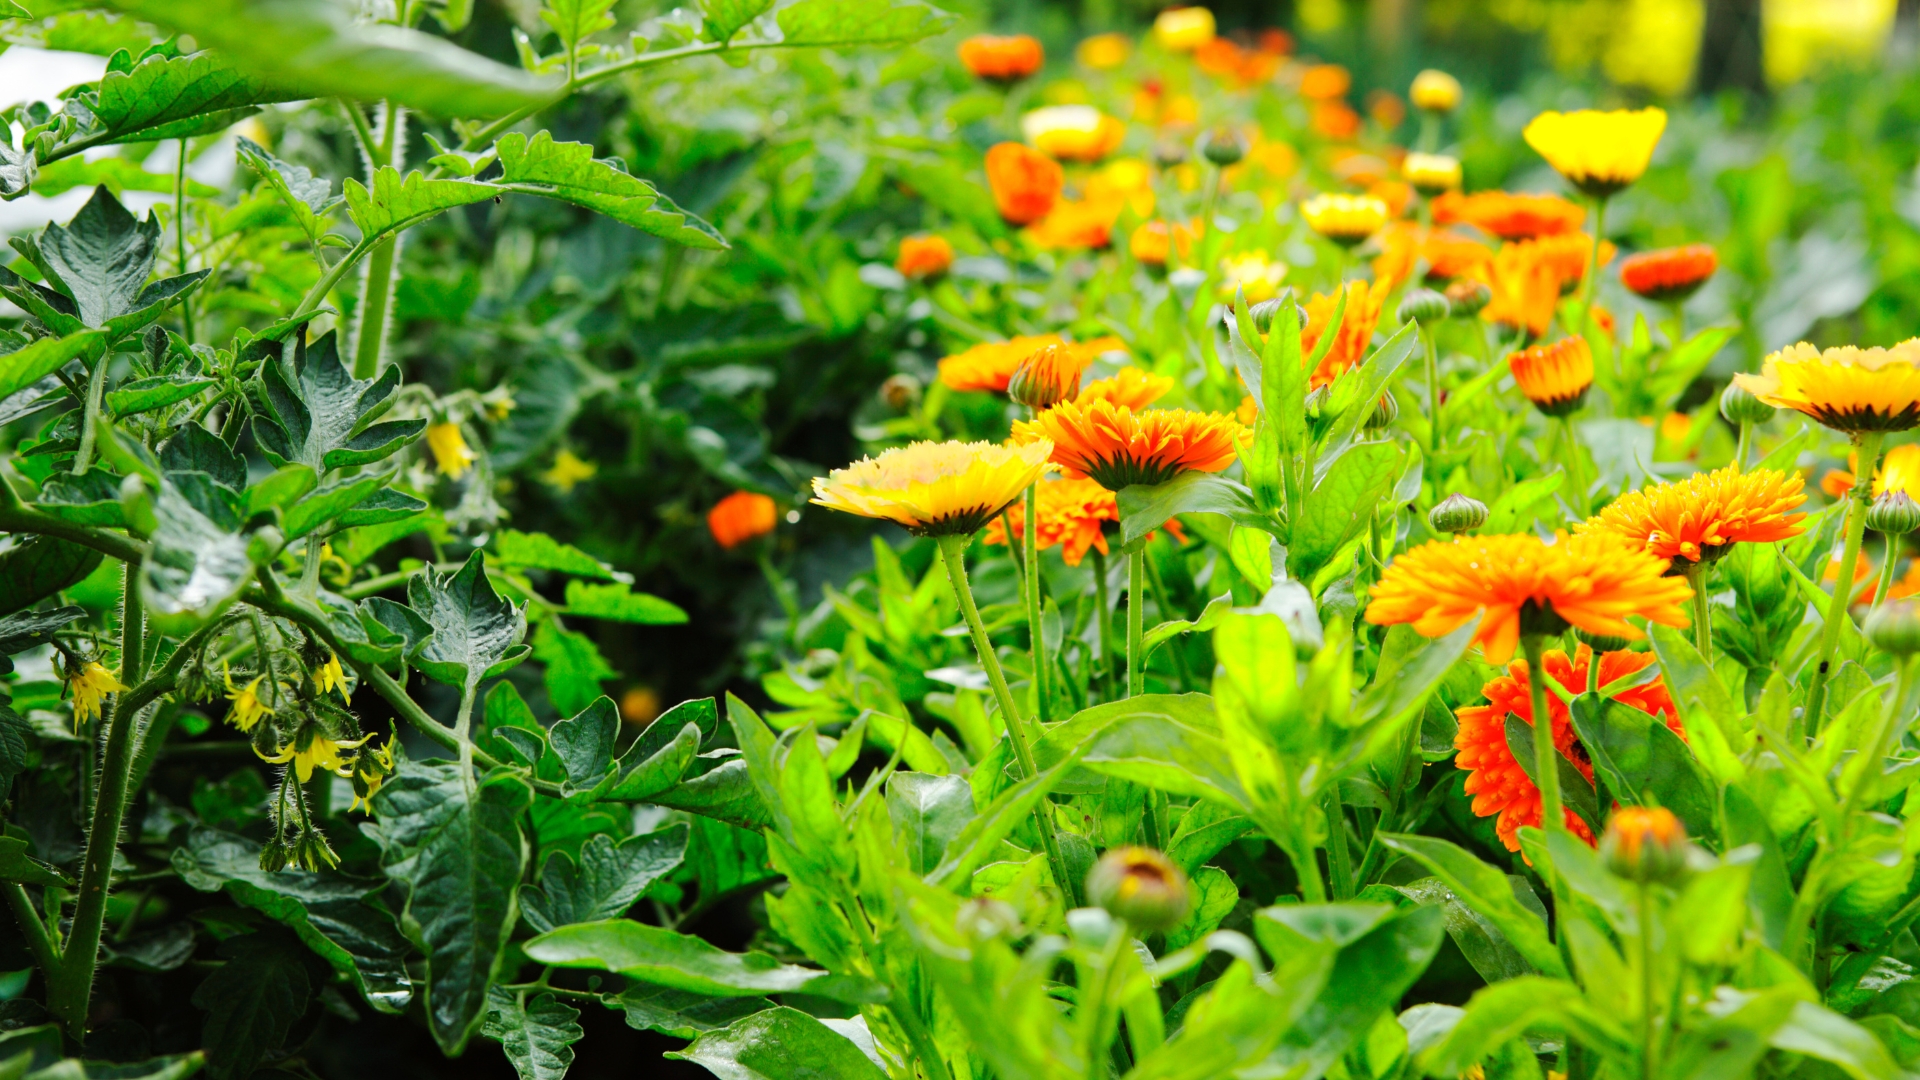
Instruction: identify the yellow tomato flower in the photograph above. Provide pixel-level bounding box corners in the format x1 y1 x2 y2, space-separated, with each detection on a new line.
349 737 396 813
266 732 371 784
542 449 598 493
426 421 476 478
1153 6 1215 51
223 663 274 733
314 650 350 703
64 660 127 728
811 440 1054 536
1523 107 1667 199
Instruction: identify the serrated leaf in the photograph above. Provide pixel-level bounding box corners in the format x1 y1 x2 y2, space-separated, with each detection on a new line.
35 468 125 526
408 551 529 692
87 50 294 144
483 988 584 1080
562 579 687 624
135 474 253 632
611 985 771 1039
701 0 775 43
520 826 688 934
336 486 429 528
0 535 103 616
772 0 955 47
106 373 215 417
17 185 207 335
161 423 246 490
238 135 339 244
282 472 393 540
494 132 727 250
666 1006 890 1080
524 919 887 1002
547 694 620 793
252 330 424 474
191 931 313 1080
0 329 104 400
344 165 497 240
541 0 617 51
491 529 622 580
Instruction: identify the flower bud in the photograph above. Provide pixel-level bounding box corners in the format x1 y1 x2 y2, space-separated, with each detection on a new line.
1153 139 1189 168
1367 392 1399 431
1085 846 1191 931
1865 598 1920 656
880 372 921 411
1247 296 1286 333
1397 287 1449 326
1428 492 1487 534
1869 490 1920 536
1442 279 1490 317
1600 806 1690 885
1007 343 1086 409
1409 69 1462 114
1304 384 1331 418
1573 626 1635 653
1402 152 1462 197
1719 381 1776 426
1200 126 1246 167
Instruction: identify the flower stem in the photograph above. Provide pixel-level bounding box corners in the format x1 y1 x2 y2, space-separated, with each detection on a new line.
1639 879 1658 1080
937 534 1080 906
1559 416 1591 518
1583 196 1608 316
1807 430 1885 730
1324 789 1353 899
1423 324 1443 461
1685 562 1712 657
1874 537 1901 609
1735 420 1753 472
1025 483 1048 720
1093 549 1115 701
1521 634 1564 838
1127 550 1145 697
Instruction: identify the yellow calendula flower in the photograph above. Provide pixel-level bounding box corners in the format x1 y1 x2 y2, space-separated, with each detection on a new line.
223 663 273 732
1218 250 1288 303
1077 32 1131 69
1152 6 1215 51
1300 193 1389 247
542 449 598 493
1734 340 1920 434
811 440 1054 536
1409 69 1461 113
1523 107 1666 199
1402 152 1461 196
266 732 371 784
313 650 350 703
1021 105 1126 162
64 659 127 728
426 421 476 478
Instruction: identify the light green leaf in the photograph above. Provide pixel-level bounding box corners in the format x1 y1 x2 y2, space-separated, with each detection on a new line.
525 919 887 1002
282 473 393 540
0 329 104 400
666 1006 890 1080
408 551 530 692
1165 866 1238 953
1771 1001 1903 1080
533 621 617 718
564 579 686 623
84 50 294 145
1288 440 1402 582
541 0 616 52
701 0 775 42
885 772 973 876
772 0 955 47
1480 472 1563 535
495 132 727 249
343 166 499 241
1117 471 1273 549
492 528 623 580
609 985 772 1039
238 135 340 244
482 989 584 1080
132 473 253 632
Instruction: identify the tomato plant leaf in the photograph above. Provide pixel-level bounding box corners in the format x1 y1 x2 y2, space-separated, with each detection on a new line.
524 919 886 1001
0 535 103 616
533 622 617 718
191 931 313 1080
609 985 772 1039
666 1006 891 1080
482 988 584 1080
563 579 687 623
495 132 728 250
0 328 104 400
407 551 530 692
252 330 425 474
520 826 689 933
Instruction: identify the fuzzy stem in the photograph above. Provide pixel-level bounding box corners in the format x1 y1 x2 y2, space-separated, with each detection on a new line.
1522 635 1564 838
1807 430 1885 730
1686 562 1712 657
1127 550 1145 697
351 101 404 379
174 139 194 345
1024 483 1048 720
71 352 110 477
5 882 58 981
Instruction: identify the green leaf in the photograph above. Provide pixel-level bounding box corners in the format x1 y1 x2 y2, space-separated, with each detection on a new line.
1417 976 1634 1073
0 604 83 672
533 621 617 718
1646 621 1743 746
1287 440 1402 582
1566 695 1718 842
172 827 413 1012
563 579 687 623
1771 1001 1904 1080
1393 877 1536 984
546 694 620 793
337 487 429 529
1376 833 1567 978
0 834 73 888
0 707 30 803
106 373 215 418
495 132 728 250
1117 471 1272 549
162 423 247 490
884 772 973 876
609 985 772 1039
252 330 425 474
0 535 103 616
343 165 499 240
482 988 583 1080
772 0 956 47
132 473 253 632
32 468 124 526
282 472 393 540
9 186 207 337
367 759 534 1054
701 0 775 43
930 744 1089 886
85 50 294 144
191 931 313 1080
651 758 774 830
1256 904 1447 1078
0 329 103 400
540 0 617 52
521 826 688 934
491 528 623 580
32 152 220 200
666 1005 888 1079
1480 472 1563 535
1165 866 1239 953
524 919 887 1002
408 551 529 692
238 135 339 244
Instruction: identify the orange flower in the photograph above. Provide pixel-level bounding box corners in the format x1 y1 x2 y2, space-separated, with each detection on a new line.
895 234 954 280
986 143 1063 225
984 477 1119 566
1508 337 1594 416
1365 531 1692 665
1301 279 1386 390
1026 198 1119 250
959 34 1045 82
1077 367 1173 409
1366 89 1407 130
1620 244 1717 302
1013 400 1243 490
1245 135 1298 178
1432 190 1584 241
1299 63 1351 100
1455 645 1683 852
1194 37 1278 85
1481 241 1564 339
1523 232 1614 294
1826 548 1880 606
1130 219 1200 266
1371 223 1492 288
709 491 778 549
1310 101 1362 140
1008 343 1088 409
1577 465 1808 566
939 334 1064 393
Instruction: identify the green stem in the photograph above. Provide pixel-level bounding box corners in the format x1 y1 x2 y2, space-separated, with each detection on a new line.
1324 790 1353 899
1093 549 1115 701
1875 537 1901 609
1423 324 1442 461
5 882 58 981
1142 548 1192 692
119 563 143 688
1735 420 1752 472
71 351 110 477
1522 635 1564 838
937 535 1080 906
1685 562 1711 658
1083 925 1132 1080
351 101 403 380
1583 196 1608 315
1639 879 1657 1080
1559 416 1590 519
1127 550 1145 697
174 139 194 346
1807 430 1885 730
1024 483 1048 721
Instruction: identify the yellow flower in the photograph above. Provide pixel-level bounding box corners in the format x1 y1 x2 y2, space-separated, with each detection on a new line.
1300 193 1388 247
542 449 598 493
1077 32 1131 69
1402 152 1461 196
314 650 350 703
266 732 371 784
811 440 1054 536
1153 6 1215 51
1218 250 1288 303
349 737 396 813
426 421 476 478
1523 107 1666 199
1734 340 1920 433
1021 105 1126 162
223 663 273 733
1409 69 1461 113
64 660 127 728
483 388 516 422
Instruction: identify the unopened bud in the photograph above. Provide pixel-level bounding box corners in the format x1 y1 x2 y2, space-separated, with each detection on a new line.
1600 806 1690 885
1247 296 1286 333
1442 279 1490 316
1865 597 1920 656
1367 392 1399 431
1428 492 1487 534
1397 287 1449 326
1719 381 1776 426
1869 490 1920 535
1573 626 1635 653
1200 126 1246 167
1304 384 1330 418
1007 343 1086 409
1153 140 1189 168
1085 846 1191 931
880 372 921 412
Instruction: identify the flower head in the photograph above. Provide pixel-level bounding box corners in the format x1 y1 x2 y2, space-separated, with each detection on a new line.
541 448 597 493
1523 107 1667 198
223 663 274 732
897 234 955 280
1014 400 1242 490
1372 224 1492 288
1300 193 1388 247
959 34 1044 82
812 440 1054 536
1008 343 1088 409
1524 232 1613 293
1077 32 1131 69
1403 152 1461 196
1480 241 1563 339
348 736 395 813
1366 531 1692 665
63 659 127 728
984 476 1118 565
709 490 779 548
1409 69 1462 113
1620 244 1716 303
1601 806 1690 884
1298 64 1351 100
1218 250 1288 303
1455 644 1681 851
1577 465 1807 567
1733 341 1920 434
1432 190 1584 241
1022 105 1126 162
1302 279 1387 389
1077 367 1174 410
314 650 350 703
986 143 1063 225
1025 198 1122 250
1129 219 1201 266
266 731 371 784
1153 6 1215 51
939 334 1065 393
1508 337 1594 416
426 421 475 478
1086 846 1192 931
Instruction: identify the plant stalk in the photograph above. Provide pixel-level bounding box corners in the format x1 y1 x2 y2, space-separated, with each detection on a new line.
1559 416 1590 519
1639 879 1658 1080
1807 430 1885 730
1583 196 1608 315
1093 549 1114 700
71 351 110 477
1324 789 1353 899
1024 483 1048 720
1685 562 1711 657
1423 323 1442 460
351 101 404 379
1874 536 1901 609
1521 635 1564 838
1735 419 1752 472
5 882 58 981
175 138 194 345
1127 550 1145 697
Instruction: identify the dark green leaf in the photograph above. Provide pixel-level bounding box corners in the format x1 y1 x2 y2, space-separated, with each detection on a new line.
546 695 620 794
482 989 583 1080
1376 833 1566 978
603 721 701 802
666 1006 888 1079
885 772 973 876
495 132 728 250
32 185 160 328
0 834 73 887
237 135 339 244
85 50 294 143
161 423 246 490
563 579 687 624
408 551 529 692
336 487 428 528
650 758 773 830
525 919 886 1002
0 536 103 617
1255 904 1446 1078
191 931 312 1080
1567 695 1718 842
610 985 771 1039
0 604 85 666
252 330 424 474
520 826 689 934
1393 877 1535 984
282 472 393 540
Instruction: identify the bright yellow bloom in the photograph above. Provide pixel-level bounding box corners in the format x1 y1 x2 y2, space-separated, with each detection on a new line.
1402 152 1461 196
223 663 273 733
482 388 516 422
939 334 1065 394
1300 193 1388 247
1218 250 1288 303
1577 465 1808 566
1008 343 1088 409
266 732 371 784
811 440 1054 536
1409 69 1461 113
1076 368 1173 410
541 449 598 493
1077 32 1131 69
1734 340 1920 433
64 660 127 728
348 737 396 813
1022 105 1126 162
314 650 350 703
1366 531 1693 665
1153 6 1215 51
1013 400 1243 491
1523 107 1666 198
426 421 476 478
1508 338 1594 416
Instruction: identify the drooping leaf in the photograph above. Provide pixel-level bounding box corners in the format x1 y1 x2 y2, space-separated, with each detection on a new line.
408 551 530 692
520 826 689 934
610 985 772 1039
563 579 687 624
238 135 340 244
0 536 103 616
524 919 887 1002
14 186 205 335
191 931 314 1080
251 330 424 474
1117 471 1272 549
546 694 621 794
494 132 728 250
650 758 774 830
491 528 622 580
482 988 584 1080
0 605 85 674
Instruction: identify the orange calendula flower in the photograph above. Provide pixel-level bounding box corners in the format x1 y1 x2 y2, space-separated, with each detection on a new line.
1130 219 1200 266
1301 193 1388 247
986 143 1063 226
1077 32 1131 69
1733 340 1920 434
1298 63 1351 100
939 334 1065 393
1301 279 1386 390
1525 107 1667 199
426 421 475 478
1022 105 1126 162
896 234 954 280
1193 37 1279 86
1365 531 1692 665
1620 244 1717 302
1014 400 1242 490
1508 337 1594 416
1827 548 1880 606
1310 101 1362 140
1577 465 1808 567
1432 190 1584 241
1152 6 1215 51
984 476 1119 566
1077 367 1173 410
1372 224 1493 289
1456 644 1682 851
1026 198 1120 250
1008 343 1089 409
812 440 1054 536
958 34 1044 82
708 490 779 549
1523 232 1614 294
1480 241 1564 339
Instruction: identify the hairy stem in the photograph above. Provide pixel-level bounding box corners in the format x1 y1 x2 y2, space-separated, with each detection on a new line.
175 139 194 345
1686 562 1711 658
5 882 58 982
1807 430 1885 730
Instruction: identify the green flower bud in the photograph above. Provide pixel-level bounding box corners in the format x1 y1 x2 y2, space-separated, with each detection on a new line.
1397 287 1449 326
1304 384 1330 418
1719 381 1776 426
1428 492 1488 534
1865 598 1920 656
880 372 921 412
1600 807 1690 886
1153 139 1189 168
1085 846 1191 931
1573 626 1635 653
1247 297 1286 333
1868 490 1920 535
1367 392 1399 431
1199 126 1246 167
1442 279 1490 317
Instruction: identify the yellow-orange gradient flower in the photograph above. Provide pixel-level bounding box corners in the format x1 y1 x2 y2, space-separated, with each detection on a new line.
1026 198 1120 250
1023 105 1126 162
812 440 1054 536
1524 232 1614 294
1621 244 1717 302
939 334 1063 393
1008 343 1088 408
896 234 954 280
1372 224 1493 289
1130 219 1201 266
1077 367 1173 410
708 491 779 549
1508 337 1593 416
1733 341 1920 434
1456 645 1682 851
1432 190 1584 241
1524 107 1667 198
1300 193 1388 246
1577 465 1807 566
1298 63 1351 100
986 143 1063 226
1014 400 1242 490
1365 531 1692 665
1077 32 1131 69
959 34 1044 82
1826 444 1920 502
1302 279 1386 389
1481 241 1563 339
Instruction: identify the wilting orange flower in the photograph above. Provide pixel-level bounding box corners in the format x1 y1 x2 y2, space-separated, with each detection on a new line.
1014 400 1243 490
1734 340 1920 434
708 491 779 549
1077 367 1173 410
1508 337 1594 416
1299 63 1351 100
1130 219 1201 266
1026 198 1119 250
986 143 1063 225
1481 242 1565 339
896 234 954 280
939 334 1064 393
1366 531 1691 665
1456 645 1682 851
1311 101 1362 140
1432 190 1584 241
1023 105 1127 162
1577 465 1808 566
1620 244 1717 302
959 34 1044 81
1008 343 1088 409
1301 279 1386 389
1077 32 1131 69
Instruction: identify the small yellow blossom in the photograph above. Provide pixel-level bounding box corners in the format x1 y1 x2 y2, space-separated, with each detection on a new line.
314 650 350 703
64 660 127 728
426 421 476 478
349 737 396 813
223 663 273 732
266 732 370 784
542 449 599 493
483 389 517 422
